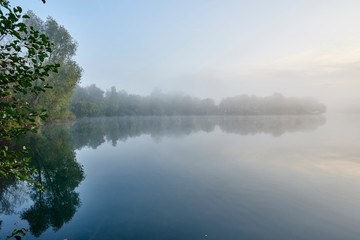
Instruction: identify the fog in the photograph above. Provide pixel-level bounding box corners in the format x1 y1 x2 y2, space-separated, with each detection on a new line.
15 0 360 111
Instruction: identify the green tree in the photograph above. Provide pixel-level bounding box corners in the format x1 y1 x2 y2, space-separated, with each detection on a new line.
23 11 82 121
71 84 105 117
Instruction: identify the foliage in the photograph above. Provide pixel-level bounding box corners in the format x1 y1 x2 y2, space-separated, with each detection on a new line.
22 11 82 121
71 85 326 118
0 0 59 182
71 84 105 117
1 1 80 239
6 228 28 240
1 2 58 239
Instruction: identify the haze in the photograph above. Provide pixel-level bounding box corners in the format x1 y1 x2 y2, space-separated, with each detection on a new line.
14 0 360 110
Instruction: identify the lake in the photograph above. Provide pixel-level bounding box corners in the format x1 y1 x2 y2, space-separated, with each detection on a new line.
1 114 360 239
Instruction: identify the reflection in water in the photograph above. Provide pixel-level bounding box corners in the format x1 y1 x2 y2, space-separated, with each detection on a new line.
0 178 28 216
22 125 84 237
0 115 326 238
71 115 325 149
219 115 325 137
0 125 85 237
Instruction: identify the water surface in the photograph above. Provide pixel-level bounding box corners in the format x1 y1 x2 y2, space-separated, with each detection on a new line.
1 115 360 240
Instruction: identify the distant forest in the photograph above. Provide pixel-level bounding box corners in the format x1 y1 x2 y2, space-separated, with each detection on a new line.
70 85 326 118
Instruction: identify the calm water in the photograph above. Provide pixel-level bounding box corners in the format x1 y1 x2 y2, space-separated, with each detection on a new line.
1 114 360 239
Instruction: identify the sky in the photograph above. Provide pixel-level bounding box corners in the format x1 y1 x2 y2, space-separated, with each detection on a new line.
12 0 360 109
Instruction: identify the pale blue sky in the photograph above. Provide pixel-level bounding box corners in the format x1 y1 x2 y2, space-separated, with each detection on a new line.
12 0 360 108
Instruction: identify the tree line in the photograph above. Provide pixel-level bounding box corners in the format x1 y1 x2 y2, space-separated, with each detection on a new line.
71 85 326 118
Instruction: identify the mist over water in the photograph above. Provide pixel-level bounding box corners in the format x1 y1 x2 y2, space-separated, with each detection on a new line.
1 114 360 240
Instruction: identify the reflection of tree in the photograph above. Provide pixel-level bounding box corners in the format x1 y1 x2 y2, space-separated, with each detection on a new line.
71 117 218 148
0 115 326 237
19 125 84 237
0 177 28 216
71 115 326 149
0 178 18 215
71 119 106 149
219 115 326 137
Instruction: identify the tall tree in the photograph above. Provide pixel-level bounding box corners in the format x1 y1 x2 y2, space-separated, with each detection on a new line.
23 11 82 120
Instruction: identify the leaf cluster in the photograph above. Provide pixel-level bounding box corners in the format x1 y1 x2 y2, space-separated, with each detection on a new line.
6 227 28 240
